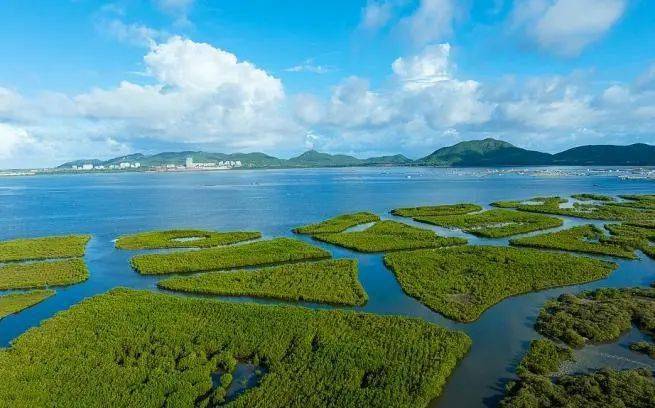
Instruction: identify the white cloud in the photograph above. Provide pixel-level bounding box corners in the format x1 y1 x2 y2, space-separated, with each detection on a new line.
285 59 335 74
0 123 36 160
97 19 162 47
398 0 456 46
511 0 627 56
392 43 451 89
153 0 194 23
360 1 395 31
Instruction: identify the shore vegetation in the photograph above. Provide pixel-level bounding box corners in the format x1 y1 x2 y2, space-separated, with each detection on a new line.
391 203 481 218
158 259 368 306
293 212 380 235
0 289 54 319
0 288 471 407
115 229 261 250
0 235 91 262
131 238 330 275
0 258 89 290
313 220 466 252
384 246 615 322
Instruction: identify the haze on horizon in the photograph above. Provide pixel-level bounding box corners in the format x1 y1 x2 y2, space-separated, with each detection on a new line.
1 0 654 168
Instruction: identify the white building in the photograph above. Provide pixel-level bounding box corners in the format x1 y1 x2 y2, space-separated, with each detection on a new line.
133 163 141 168
82 164 94 170
119 162 130 169
186 157 194 168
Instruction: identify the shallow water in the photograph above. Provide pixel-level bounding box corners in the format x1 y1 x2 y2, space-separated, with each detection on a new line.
0 167 654 407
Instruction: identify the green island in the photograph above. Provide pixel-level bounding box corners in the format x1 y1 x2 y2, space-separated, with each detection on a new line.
293 212 380 235
131 238 331 275
0 234 91 262
501 366 655 407
384 246 616 322
115 229 261 250
158 259 368 306
571 193 615 202
313 220 467 252
516 339 574 377
534 288 655 349
0 258 89 290
510 224 637 259
411 209 563 238
391 203 482 217
605 222 655 258
615 194 655 209
492 195 655 222
0 288 471 407
0 290 55 320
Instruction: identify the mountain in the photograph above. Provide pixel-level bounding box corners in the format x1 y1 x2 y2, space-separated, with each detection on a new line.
287 150 362 167
363 154 413 166
415 138 553 166
552 143 655 166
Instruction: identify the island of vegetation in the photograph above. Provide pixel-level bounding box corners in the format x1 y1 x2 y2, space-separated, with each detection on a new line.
0 288 472 407
158 259 368 306
384 246 616 322
391 203 482 217
0 234 91 262
293 212 380 235
605 222 655 259
131 238 331 275
615 194 655 209
492 196 655 222
535 288 655 349
0 289 54 320
115 229 261 250
510 224 637 259
0 258 89 290
312 220 467 252
515 339 574 377
409 209 563 238
571 193 615 202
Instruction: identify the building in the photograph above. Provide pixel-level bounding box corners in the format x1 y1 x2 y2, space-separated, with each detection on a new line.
119 162 130 169
185 157 193 168
82 164 94 170
133 163 141 168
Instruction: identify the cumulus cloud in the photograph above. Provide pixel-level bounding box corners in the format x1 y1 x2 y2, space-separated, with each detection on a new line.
511 0 627 56
398 0 456 46
359 1 395 31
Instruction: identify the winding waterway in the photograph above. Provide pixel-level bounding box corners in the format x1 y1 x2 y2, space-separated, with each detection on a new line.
0 167 654 407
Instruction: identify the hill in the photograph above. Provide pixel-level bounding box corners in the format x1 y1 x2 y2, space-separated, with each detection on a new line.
415 138 553 166
552 143 655 166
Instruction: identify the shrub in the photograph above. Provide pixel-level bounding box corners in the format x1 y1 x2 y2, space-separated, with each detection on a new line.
293 212 380 235
516 339 573 377
115 229 261 250
0 258 89 290
0 289 55 319
391 203 482 217
0 235 91 262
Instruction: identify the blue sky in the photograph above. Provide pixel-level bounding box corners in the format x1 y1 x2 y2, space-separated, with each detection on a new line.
0 0 654 167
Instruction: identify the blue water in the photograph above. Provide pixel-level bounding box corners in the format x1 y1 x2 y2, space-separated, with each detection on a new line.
1 167 654 407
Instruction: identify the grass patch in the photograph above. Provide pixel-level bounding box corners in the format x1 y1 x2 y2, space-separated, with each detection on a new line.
314 220 466 253
516 339 574 377
571 193 615 202
0 259 88 290
510 224 637 259
293 212 380 235
391 203 482 217
384 246 616 322
535 288 655 348
0 288 471 407
115 229 261 250
0 290 54 320
0 235 91 262
131 238 330 275
500 368 655 408
412 209 563 238
492 196 655 221
158 259 368 306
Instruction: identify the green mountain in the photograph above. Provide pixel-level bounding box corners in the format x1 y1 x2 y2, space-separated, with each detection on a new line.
363 154 413 165
415 138 553 166
286 150 362 167
552 143 655 166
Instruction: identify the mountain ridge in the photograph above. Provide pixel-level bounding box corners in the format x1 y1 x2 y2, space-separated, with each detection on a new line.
57 138 655 169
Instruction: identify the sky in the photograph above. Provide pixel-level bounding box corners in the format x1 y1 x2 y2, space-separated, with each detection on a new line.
1 0 654 168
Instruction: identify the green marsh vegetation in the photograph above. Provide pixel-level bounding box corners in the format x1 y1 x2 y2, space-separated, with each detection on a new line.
293 212 380 235
313 220 467 253
630 342 655 358
411 209 563 238
571 193 615 202
131 238 331 275
0 289 54 319
115 229 261 250
535 288 655 349
605 222 655 259
615 194 655 209
0 258 89 290
510 224 638 259
158 259 368 306
0 288 471 407
492 196 655 221
391 203 482 217
384 246 615 322
0 234 91 262
516 339 574 377
500 367 655 407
